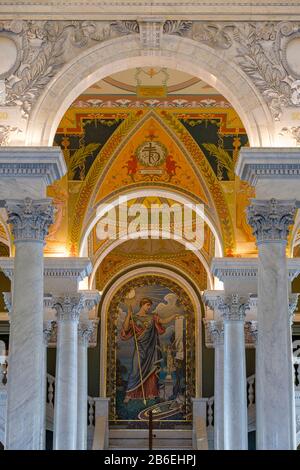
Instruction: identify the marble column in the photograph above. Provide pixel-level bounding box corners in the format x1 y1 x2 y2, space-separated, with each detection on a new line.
247 199 297 450
41 319 53 450
5 198 54 450
218 294 248 450
77 321 94 450
207 320 224 450
53 294 84 450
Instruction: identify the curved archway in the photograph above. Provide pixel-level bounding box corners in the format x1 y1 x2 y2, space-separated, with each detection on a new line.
79 188 223 259
98 265 204 398
89 231 214 290
26 34 273 147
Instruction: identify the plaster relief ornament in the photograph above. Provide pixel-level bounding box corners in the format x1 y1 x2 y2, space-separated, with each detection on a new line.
291 80 300 105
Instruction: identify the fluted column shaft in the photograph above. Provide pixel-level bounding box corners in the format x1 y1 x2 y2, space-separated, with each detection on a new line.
219 294 248 450
5 198 54 450
208 321 224 450
248 199 296 450
77 322 93 450
53 295 83 450
41 320 53 450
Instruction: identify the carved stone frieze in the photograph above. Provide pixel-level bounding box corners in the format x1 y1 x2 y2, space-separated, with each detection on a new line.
189 21 300 120
1 19 300 121
280 126 300 145
0 125 21 146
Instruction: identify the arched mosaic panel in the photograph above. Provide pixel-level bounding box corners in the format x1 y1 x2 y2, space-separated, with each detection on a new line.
105 275 196 427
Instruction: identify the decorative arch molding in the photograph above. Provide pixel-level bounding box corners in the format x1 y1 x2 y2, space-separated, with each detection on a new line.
26 34 273 147
89 234 214 290
79 187 224 260
98 265 204 398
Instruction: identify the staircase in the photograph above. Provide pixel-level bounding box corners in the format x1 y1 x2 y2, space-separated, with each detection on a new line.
109 428 193 450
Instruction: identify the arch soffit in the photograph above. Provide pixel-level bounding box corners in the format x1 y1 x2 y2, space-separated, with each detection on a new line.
26 34 273 148
89 234 214 290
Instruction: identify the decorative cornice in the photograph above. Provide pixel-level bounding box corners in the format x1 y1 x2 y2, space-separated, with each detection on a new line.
236 148 300 186
0 256 92 281
52 294 85 322
211 257 258 281
247 198 296 244
217 293 249 321
44 258 92 280
0 147 66 185
0 3 300 21
6 197 54 243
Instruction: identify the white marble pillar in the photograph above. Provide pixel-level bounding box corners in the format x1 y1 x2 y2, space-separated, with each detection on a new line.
77 321 94 450
218 294 248 450
41 319 53 450
207 320 224 450
5 198 54 450
53 295 84 450
247 199 297 450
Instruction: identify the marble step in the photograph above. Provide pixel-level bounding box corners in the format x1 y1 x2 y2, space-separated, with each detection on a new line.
109 429 193 449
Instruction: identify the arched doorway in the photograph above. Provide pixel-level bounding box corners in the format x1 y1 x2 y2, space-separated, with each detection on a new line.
99 266 203 430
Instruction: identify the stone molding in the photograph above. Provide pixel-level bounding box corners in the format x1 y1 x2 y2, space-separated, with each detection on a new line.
217 293 249 321
211 258 258 282
0 147 66 185
236 148 300 187
247 198 297 244
1 2 300 20
0 256 93 281
6 197 54 244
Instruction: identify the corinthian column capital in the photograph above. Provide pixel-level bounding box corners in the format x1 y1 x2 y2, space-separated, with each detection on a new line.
78 321 94 347
217 293 249 321
247 198 296 244
53 294 85 322
6 197 54 244
206 320 224 347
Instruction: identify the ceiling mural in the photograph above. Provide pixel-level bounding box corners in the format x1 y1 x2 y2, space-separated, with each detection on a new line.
95 240 208 293
49 67 255 261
